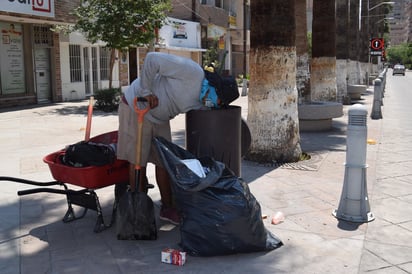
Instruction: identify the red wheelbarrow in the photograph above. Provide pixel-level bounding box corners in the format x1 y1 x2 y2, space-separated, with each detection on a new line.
0 130 129 233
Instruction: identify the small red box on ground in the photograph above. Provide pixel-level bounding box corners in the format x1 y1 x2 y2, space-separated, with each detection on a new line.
161 248 186 266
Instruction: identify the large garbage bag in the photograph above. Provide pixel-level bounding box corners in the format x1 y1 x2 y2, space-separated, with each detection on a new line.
154 137 283 256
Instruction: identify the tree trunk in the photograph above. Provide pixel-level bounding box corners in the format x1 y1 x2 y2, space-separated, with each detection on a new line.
335 0 349 100
311 0 337 101
295 0 311 102
348 0 361 85
359 0 369 84
247 0 301 163
109 48 116 89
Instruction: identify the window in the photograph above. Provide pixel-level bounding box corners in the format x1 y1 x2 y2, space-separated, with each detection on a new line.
99 47 110 80
33 25 53 47
69 45 82 82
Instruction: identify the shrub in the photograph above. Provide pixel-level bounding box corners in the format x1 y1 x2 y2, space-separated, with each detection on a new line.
94 88 121 112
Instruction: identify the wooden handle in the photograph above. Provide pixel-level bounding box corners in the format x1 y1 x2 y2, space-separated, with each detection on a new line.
135 122 144 170
85 96 94 141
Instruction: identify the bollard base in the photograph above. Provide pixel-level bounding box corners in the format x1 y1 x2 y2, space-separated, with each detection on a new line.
332 209 375 223
334 165 375 223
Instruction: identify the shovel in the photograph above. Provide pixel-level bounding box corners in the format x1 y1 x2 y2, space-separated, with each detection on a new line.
116 97 157 240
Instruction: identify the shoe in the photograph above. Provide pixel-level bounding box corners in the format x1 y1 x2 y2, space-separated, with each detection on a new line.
160 206 181 225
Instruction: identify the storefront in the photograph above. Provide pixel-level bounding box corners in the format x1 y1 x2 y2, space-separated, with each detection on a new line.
1 4 205 108
0 0 115 107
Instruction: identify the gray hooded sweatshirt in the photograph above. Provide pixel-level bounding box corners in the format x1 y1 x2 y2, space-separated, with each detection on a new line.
124 52 204 124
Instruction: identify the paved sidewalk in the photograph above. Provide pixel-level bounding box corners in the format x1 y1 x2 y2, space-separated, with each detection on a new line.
0 74 411 274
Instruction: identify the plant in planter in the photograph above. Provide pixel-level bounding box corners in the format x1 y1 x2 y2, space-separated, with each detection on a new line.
94 88 121 112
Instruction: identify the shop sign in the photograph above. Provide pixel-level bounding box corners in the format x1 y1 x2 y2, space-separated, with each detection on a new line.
3 0 55 18
0 22 26 94
159 17 202 49
207 24 226 40
229 15 237 29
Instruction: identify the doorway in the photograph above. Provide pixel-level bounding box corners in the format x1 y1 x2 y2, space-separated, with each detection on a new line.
34 48 51 103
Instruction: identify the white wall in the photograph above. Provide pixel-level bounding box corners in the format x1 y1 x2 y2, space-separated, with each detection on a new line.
59 31 120 101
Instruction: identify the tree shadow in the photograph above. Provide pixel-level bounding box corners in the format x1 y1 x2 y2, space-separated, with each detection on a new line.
300 124 347 153
0 100 118 118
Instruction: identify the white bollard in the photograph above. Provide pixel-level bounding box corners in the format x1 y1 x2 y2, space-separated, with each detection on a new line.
241 78 248 96
333 104 375 222
371 78 383 120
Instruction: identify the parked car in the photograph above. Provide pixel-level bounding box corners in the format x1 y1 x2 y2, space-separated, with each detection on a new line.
393 64 406 76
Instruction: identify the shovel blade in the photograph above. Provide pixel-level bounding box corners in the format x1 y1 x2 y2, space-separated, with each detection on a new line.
116 191 157 240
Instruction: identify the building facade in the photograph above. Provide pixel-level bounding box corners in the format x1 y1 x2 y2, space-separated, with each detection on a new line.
169 0 250 78
0 0 122 107
387 0 412 46
0 1 209 108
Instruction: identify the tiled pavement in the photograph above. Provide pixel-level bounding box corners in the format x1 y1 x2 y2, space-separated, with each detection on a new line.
0 72 411 273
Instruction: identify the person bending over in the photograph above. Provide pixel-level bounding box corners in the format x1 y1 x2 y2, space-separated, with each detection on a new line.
117 52 214 225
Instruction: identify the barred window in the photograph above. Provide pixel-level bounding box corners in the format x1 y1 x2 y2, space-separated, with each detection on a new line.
69 45 82 82
99 47 110 80
33 25 53 47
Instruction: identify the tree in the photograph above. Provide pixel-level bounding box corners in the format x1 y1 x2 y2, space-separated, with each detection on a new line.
387 43 412 65
73 0 171 88
247 0 302 163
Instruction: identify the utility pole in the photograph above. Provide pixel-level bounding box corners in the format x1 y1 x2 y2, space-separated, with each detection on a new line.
242 0 248 96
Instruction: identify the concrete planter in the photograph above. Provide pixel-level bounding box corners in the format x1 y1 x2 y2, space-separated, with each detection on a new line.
347 84 367 100
298 101 343 131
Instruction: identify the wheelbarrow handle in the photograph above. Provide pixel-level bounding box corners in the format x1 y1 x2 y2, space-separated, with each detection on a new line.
18 188 70 196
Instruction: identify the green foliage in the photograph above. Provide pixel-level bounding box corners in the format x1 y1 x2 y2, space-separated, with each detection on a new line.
236 73 250 86
73 0 171 50
387 43 412 66
72 0 171 88
94 88 122 112
203 40 220 69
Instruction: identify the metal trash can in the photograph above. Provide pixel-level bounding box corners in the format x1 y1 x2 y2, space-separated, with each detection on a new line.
186 106 241 177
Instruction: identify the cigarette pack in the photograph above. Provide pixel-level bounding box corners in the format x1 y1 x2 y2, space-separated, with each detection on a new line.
161 248 186 266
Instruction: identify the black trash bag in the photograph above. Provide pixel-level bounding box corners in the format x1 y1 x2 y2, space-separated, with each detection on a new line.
116 190 157 240
62 141 115 167
153 137 283 256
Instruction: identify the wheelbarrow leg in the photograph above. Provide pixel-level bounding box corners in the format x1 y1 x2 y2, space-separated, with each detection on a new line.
63 188 109 233
62 206 88 223
92 191 107 233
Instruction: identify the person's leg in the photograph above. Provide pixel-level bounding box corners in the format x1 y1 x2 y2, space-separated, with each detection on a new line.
155 166 173 207
118 100 138 189
150 122 180 224
158 168 180 225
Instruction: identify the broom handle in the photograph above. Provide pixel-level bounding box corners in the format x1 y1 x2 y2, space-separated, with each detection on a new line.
85 96 94 141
